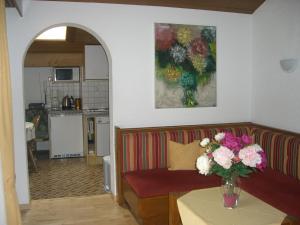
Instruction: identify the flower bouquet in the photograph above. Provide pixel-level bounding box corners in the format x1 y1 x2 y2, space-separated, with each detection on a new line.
196 132 267 208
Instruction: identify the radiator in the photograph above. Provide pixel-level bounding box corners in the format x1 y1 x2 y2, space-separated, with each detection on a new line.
103 155 111 192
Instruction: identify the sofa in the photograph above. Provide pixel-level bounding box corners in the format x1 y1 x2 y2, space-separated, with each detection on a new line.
115 122 300 225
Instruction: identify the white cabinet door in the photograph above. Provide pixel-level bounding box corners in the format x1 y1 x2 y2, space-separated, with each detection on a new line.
49 114 83 158
84 45 108 79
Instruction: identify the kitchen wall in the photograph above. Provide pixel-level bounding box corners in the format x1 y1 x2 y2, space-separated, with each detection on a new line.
6 2 252 203
24 67 108 109
252 0 300 133
23 67 51 108
82 80 109 109
24 67 80 108
47 81 80 108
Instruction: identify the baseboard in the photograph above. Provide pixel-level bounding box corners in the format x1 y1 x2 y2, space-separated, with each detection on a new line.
20 203 31 211
110 193 118 202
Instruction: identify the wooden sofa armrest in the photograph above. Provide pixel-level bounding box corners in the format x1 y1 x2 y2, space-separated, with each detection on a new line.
281 215 300 225
115 127 125 205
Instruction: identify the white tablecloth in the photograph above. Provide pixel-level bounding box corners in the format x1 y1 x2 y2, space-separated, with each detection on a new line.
25 122 35 141
177 187 286 225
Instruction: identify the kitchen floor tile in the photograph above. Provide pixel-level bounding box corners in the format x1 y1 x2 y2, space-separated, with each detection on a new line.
29 158 105 200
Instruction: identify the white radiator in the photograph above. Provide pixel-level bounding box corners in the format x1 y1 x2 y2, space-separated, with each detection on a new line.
103 155 111 192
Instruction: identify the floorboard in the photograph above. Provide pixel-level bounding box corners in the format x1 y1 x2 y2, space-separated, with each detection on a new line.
22 194 139 225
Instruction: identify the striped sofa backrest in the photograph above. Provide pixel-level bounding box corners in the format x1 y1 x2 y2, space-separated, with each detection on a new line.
119 126 251 173
252 128 300 181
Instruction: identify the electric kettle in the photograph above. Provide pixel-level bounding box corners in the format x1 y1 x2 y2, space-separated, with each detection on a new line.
62 95 71 110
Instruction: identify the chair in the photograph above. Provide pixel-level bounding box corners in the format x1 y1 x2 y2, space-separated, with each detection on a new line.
27 114 41 172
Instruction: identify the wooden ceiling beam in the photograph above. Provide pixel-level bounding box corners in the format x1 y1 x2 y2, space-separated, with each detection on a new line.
27 41 85 53
45 0 266 14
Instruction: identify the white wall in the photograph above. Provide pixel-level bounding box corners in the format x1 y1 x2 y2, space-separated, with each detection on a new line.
6 1 252 204
24 67 52 108
252 0 300 133
0 162 7 225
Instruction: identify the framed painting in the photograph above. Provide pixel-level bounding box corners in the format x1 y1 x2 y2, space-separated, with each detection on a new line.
155 23 217 108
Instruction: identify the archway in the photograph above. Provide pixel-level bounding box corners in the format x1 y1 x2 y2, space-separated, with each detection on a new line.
23 24 112 200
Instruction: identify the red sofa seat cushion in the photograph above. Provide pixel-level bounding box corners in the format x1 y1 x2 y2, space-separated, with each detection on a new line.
240 168 300 217
124 169 220 198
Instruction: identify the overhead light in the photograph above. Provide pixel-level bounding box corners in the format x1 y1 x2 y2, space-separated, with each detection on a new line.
280 58 298 73
36 26 67 41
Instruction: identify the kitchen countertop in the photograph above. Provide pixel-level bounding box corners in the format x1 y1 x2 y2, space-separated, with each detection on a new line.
48 109 83 116
83 110 109 117
48 108 109 117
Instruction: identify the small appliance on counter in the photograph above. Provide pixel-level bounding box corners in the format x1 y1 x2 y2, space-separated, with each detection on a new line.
75 98 82 110
62 95 71 110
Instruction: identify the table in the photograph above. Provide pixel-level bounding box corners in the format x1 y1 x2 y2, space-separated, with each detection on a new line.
177 187 286 225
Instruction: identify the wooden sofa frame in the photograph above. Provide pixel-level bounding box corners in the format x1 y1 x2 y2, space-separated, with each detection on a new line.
115 122 300 225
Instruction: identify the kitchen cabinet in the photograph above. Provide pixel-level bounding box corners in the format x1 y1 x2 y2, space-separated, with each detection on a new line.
84 45 108 80
49 114 83 158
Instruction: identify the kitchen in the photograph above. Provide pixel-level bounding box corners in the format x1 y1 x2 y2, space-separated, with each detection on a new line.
24 26 111 199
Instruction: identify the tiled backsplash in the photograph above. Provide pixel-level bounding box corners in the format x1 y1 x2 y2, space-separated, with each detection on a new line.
46 80 108 109
82 80 109 109
46 82 80 108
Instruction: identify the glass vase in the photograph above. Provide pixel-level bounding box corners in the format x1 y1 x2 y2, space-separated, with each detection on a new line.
221 174 241 209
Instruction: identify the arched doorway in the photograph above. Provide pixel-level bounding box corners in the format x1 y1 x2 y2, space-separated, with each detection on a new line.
23 24 112 200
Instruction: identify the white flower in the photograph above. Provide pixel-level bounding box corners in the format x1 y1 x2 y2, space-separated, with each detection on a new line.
252 144 263 152
212 146 234 169
200 138 210 147
214 132 225 142
239 146 262 167
196 154 211 175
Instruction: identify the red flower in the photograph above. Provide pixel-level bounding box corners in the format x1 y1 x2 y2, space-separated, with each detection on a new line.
207 152 213 159
188 37 208 57
155 25 175 51
233 156 241 163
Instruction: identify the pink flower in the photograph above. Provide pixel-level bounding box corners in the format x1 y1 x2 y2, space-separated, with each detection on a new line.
221 133 242 152
155 24 175 51
212 146 234 169
241 134 252 145
238 145 262 167
256 151 267 171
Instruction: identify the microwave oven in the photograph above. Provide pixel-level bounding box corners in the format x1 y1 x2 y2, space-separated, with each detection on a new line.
53 67 80 82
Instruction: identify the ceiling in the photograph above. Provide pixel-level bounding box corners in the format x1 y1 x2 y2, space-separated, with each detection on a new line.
5 0 266 16
44 0 266 14
27 27 99 54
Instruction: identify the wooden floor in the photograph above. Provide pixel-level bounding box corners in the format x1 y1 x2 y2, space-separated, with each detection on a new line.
21 194 139 225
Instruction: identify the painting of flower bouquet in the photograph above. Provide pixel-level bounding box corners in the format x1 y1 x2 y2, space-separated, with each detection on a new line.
155 23 216 108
